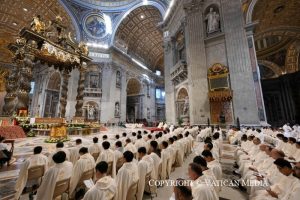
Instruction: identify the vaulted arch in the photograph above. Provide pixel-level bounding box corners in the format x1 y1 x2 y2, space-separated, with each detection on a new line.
114 5 164 73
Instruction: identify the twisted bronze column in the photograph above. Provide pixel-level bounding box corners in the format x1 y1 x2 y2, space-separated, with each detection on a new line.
75 64 87 117
59 69 70 118
2 64 18 115
15 53 34 111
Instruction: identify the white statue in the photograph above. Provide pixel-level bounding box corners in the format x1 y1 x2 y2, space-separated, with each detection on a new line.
183 96 189 115
115 103 120 117
88 106 95 119
206 7 220 34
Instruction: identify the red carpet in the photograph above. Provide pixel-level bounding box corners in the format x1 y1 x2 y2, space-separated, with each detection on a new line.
0 126 26 139
144 127 164 132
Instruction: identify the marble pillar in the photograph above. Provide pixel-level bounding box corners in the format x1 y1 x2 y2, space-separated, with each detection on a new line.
221 0 260 124
164 38 177 124
184 1 210 124
75 64 87 117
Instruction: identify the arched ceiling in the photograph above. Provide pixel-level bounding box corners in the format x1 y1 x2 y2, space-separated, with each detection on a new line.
252 0 300 35
77 0 137 8
0 0 75 64
127 78 141 95
248 0 300 79
114 6 164 73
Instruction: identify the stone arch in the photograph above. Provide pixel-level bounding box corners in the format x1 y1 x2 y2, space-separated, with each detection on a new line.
126 78 142 95
246 0 259 24
176 86 189 101
258 60 283 78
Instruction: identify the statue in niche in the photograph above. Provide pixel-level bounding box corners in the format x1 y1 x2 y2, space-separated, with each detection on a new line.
116 71 121 87
90 74 99 88
115 102 120 117
88 106 95 119
205 7 220 34
183 96 189 115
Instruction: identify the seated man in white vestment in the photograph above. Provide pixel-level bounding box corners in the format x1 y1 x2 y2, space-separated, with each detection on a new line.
83 161 117 200
137 147 154 200
124 138 137 154
188 163 218 200
96 141 115 164
69 138 83 164
70 147 96 197
252 158 298 200
193 156 220 195
48 142 70 167
35 151 73 200
115 151 139 200
288 141 300 162
15 146 48 199
202 150 222 181
135 134 148 151
88 137 101 156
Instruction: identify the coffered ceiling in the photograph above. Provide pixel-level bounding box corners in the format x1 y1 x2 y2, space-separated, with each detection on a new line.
114 5 164 73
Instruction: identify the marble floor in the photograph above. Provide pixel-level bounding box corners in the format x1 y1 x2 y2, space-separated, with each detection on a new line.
0 129 248 200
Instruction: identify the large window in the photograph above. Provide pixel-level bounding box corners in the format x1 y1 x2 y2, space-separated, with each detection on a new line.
156 88 165 100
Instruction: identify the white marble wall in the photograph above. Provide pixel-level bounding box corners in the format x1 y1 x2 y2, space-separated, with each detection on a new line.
163 0 262 125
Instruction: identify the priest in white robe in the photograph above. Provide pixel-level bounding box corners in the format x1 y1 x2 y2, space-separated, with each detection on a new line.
137 147 154 200
35 151 73 200
251 158 298 200
160 141 170 180
69 138 83 164
135 134 148 151
15 146 48 200
69 147 96 197
188 163 218 200
202 150 222 181
83 161 117 200
48 142 70 167
115 151 139 200
88 137 101 157
124 138 137 154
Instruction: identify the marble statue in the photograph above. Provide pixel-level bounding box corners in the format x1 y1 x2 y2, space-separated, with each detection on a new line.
206 7 220 34
183 96 189 115
115 103 120 117
88 106 95 119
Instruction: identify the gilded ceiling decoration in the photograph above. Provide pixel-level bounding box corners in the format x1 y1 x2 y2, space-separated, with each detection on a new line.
114 6 164 73
252 0 300 35
0 0 75 64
